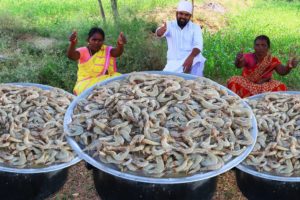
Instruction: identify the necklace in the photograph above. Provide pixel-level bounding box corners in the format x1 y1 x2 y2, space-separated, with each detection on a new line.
87 46 93 56
254 52 268 64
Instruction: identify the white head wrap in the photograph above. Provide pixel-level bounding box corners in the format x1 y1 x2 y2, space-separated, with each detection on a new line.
177 1 193 14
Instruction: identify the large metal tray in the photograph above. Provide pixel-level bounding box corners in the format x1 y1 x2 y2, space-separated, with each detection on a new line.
64 71 258 184
0 83 81 174
237 91 300 182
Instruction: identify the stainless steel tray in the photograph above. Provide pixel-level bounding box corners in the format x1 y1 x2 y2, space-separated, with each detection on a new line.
0 83 81 174
64 71 258 184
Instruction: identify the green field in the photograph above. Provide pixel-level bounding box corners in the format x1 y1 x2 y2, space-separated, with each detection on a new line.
0 0 299 92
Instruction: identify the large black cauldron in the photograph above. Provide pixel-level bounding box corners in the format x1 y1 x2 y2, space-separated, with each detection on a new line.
236 166 300 200
93 169 217 200
0 169 68 200
0 83 81 200
64 71 259 200
236 91 300 200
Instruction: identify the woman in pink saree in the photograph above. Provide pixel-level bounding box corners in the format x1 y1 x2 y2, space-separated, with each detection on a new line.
227 35 298 98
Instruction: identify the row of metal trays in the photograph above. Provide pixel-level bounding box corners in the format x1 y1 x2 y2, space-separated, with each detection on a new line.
0 71 299 200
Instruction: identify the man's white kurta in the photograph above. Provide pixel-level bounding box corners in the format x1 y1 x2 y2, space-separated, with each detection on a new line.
157 20 206 76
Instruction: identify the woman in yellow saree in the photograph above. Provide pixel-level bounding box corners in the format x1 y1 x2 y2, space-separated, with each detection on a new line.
227 35 298 98
67 27 126 95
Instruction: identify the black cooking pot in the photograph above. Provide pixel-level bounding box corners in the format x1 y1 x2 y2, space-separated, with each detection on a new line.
64 71 259 200
236 91 300 200
0 83 81 200
93 169 217 200
0 169 68 200
235 166 300 200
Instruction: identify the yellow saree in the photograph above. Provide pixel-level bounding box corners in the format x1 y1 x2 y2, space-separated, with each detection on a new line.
73 45 121 95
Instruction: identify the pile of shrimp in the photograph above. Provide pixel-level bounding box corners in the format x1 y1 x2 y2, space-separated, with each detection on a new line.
68 73 254 177
244 93 300 177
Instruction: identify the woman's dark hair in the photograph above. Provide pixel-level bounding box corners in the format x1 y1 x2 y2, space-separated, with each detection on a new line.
254 35 271 48
87 27 105 40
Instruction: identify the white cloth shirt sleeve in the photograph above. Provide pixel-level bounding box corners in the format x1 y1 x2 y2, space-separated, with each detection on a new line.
192 24 203 52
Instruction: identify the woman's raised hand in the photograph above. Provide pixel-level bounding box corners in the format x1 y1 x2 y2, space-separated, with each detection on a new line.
69 31 77 45
236 48 245 62
287 56 299 69
67 31 79 61
117 32 127 46
234 48 245 68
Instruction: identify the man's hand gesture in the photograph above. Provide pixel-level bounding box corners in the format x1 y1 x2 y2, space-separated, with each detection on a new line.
156 22 167 37
183 55 194 73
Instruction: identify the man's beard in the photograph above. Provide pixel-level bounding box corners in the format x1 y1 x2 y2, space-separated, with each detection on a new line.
177 18 189 28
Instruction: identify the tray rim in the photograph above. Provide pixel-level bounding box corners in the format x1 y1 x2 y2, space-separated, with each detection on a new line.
64 71 258 184
237 91 300 182
0 82 81 174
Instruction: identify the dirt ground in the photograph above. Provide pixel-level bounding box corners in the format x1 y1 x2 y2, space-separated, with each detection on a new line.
48 161 247 200
142 0 252 33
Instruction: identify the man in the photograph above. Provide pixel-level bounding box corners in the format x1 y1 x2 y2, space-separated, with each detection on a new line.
156 0 206 76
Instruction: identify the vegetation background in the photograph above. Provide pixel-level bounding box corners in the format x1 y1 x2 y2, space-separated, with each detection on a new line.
0 0 299 93
0 0 299 199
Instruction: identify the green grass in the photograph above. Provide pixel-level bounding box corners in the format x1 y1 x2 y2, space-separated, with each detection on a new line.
0 0 180 38
0 0 299 92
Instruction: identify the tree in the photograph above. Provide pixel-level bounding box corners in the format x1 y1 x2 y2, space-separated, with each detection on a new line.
97 0 106 22
110 0 119 22
192 0 194 17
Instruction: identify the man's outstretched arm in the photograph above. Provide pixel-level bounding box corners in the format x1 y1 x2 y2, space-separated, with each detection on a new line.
156 22 167 37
